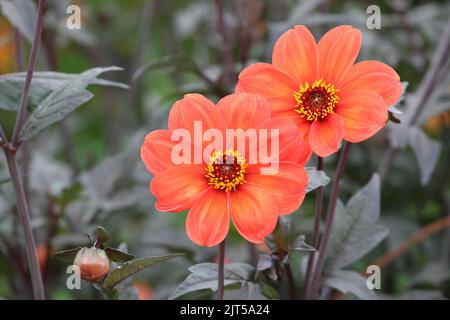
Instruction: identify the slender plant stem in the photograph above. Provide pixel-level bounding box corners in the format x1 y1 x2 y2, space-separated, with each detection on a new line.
2 0 47 300
303 156 324 299
284 259 297 300
14 28 31 205
127 0 159 107
3 150 45 299
377 18 450 182
218 239 226 300
409 18 450 125
215 0 235 86
378 147 397 185
308 143 351 299
247 242 258 268
373 214 450 269
11 0 46 146
13 29 24 71
191 61 230 96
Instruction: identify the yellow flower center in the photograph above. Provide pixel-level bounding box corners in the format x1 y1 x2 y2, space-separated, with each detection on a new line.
205 150 247 192
294 79 339 121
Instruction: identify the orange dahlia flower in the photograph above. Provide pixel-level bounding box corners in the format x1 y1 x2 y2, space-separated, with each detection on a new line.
236 25 402 157
141 93 309 247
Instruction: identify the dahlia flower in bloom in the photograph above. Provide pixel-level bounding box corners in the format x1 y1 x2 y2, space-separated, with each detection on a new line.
141 93 309 247
236 25 402 157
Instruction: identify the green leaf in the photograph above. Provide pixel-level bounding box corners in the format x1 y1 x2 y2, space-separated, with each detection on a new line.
132 54 182 81
388 124 442 185
289 234 316 252
95 226 109 244
260 282 279 300
18 67 127 140
238 282 268 300
272 216 291 252
103 244 139 300
388 81 408 113
169 263 254 300
52 247 82 263
0 0 37 42
52 183 83 207
145 242 196 262
102 253 184 290
0 177 11 186
0 68 127 112
328 174 388 271
256 254 273 272
20 87 94 140
324 270 377 300
105 247 134 263
408 127 442 186
305 167 330 193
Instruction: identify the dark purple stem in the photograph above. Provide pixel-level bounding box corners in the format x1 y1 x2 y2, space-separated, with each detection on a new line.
215 0 235 86
2 0 47 300
13 28 24 71
308 143 351 299
378 18 450 184
3 150 45 299
303 156 324 298
11 0 46 146
218 239 226 300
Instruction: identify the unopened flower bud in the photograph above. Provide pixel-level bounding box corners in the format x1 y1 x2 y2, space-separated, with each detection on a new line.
73 247 110 283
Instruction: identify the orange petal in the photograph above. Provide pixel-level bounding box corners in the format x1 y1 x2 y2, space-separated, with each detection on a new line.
318 25 362 85
236 63 298 113
335 90 388 143
186 189 230 247
229 184 278 243
341 61 402 107
309 113 344 157
297 137 313 166
255 117 310 163
272 25 319 85
217 93 272 129
150 165 209 212
273 110 311 137
141 130 180 175
168 93 226 133
247 162 308 215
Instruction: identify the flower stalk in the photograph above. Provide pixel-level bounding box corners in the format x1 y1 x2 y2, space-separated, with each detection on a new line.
0 0 47 300
215 0 235 86
378 18 450 184
11 0 46 146
283 255 297 300
217 239 226 300
308 142 351 299
303 156 324 298
3 150 45 299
